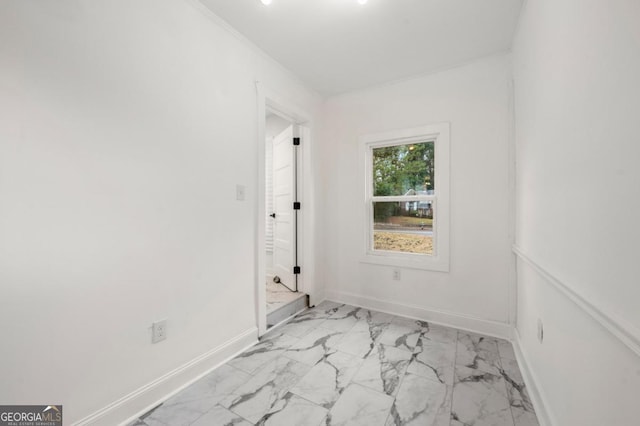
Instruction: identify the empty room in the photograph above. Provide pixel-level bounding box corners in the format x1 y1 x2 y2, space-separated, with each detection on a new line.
1 0 638 425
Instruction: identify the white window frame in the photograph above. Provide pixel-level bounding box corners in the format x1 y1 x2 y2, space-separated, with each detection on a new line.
360 123 450 272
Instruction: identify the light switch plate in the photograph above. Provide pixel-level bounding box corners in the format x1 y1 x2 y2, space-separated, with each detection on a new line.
236 184 246 201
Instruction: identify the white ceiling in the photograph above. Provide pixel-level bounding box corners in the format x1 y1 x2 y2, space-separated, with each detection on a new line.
199 0 523 96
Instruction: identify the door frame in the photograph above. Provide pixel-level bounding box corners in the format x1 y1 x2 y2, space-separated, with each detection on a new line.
255 81 315 336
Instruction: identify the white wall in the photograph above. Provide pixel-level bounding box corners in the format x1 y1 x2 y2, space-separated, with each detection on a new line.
319 55 513 332
512 0 640 424
0 0 321 423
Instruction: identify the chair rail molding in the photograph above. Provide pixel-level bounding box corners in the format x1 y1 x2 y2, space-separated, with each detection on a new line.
512 245 640 358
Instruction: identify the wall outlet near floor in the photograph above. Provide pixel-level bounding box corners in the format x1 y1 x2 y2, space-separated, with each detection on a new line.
537 318 544 343
392 268 401 281
152 320 167 344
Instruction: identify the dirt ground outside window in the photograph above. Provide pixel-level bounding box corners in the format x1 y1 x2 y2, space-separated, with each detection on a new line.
373 231 433 255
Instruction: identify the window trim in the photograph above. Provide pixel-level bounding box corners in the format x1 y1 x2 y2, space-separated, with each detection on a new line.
360 123 450 272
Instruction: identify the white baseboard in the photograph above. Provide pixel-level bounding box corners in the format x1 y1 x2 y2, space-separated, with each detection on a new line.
73 327 258 426
325 290 513 340
512 330 555 426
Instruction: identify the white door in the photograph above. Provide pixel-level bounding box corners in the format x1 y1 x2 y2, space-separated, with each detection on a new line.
272 125 297 291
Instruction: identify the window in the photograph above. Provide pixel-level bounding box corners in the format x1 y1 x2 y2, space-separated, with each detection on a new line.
361 123 450 272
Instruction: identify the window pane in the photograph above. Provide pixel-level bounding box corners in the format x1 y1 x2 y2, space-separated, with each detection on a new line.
372 141 435 196
373 201 434 255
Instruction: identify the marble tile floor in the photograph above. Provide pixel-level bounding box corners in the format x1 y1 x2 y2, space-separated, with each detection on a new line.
129 302 539 426
266 281 306 315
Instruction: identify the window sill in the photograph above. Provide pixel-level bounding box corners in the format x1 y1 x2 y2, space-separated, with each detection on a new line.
359 252 449 272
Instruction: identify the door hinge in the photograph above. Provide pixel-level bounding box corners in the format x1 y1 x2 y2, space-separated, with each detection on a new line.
293 266 301 274
293 137 300 146
293 202 301 210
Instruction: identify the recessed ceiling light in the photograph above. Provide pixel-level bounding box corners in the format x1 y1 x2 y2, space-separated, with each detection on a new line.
261 0 272 5
358 0 368 4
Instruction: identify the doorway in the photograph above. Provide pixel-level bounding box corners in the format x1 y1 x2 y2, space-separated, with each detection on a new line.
255 83 315 336
263 109 307 330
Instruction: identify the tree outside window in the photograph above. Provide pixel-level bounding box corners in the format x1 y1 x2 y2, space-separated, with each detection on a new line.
371 141 435 255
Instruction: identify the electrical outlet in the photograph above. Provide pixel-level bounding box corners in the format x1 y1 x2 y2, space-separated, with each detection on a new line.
152 320 167 344
537 318 544 343
236 184 246 201
392 269 401 281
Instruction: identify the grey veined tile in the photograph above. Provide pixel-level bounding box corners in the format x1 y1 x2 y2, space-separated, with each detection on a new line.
313 300 344 313
134 306 539 426
500 357 524 383
377 317 425 353
326 383 394 426
191 405 251 426
221 356 311 424
511 406 539 426
284 327 346 366
352 344 412 397
354 308 395 326
291 306 335 323
500 358 539 426
386 373 452 426
318 305 362 333
256 392 328 426
456 332 502 375
142 364 250 426
228 332 299 374
451 366 514 426
407 336 456 385
330 317 389 358
291 350 363 408
421 322 458 344
328 304 360 317
278 303 343 337
277 316 327 338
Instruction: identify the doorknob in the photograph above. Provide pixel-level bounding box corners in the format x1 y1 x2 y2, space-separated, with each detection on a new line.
269 213 276 218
